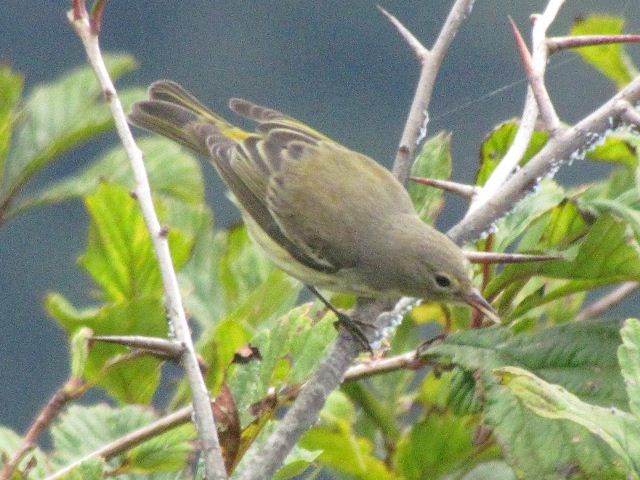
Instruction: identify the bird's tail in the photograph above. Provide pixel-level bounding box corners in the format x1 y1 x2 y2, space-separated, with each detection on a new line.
128 80 251 156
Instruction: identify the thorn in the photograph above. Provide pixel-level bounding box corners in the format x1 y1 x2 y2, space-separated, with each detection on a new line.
377 5 429 61
508 16 560 132
464 251 562 264
91 335 184 358
90 0 108 35
547 34 640 53
410 176 477 198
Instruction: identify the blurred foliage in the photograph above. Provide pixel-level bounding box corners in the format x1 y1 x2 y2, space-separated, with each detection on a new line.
3 11 640 479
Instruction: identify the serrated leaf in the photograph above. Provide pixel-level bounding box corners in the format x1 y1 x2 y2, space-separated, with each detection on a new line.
51 404 193 477
8 136 204 219
435 319 626 405
495 366 640 476
492 179 566 252
227 302 335 426
393 412 477 480
570 15 638 89
0 54 142 213
618 318 640 417
80 183 191 302
586 136 638 170
407 132 452 224
46 294 166 403
0 426 47 479
487 215 640 318
273 447 322 480
129 424 195 473
180 223 279 329
0 66 23 183
300 392 393 480
62 458 105 480
461 461 516 480
476 121 549 186
427 319 628 477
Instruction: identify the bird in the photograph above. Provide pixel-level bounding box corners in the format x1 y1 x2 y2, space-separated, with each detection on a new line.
128 80 499 350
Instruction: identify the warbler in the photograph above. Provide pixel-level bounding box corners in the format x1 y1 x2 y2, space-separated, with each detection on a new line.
129 81 498 349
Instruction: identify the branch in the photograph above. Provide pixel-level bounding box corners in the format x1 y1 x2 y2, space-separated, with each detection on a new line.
385 0 476 185
575 282 640 322
469 1 565 214
509 16 560 132
448 73 640 244
45 406 192 480
464 251 562 264
90 335 184 358
1 379 85 480
547 34 640 53
66 3 227 479
409 176 478 198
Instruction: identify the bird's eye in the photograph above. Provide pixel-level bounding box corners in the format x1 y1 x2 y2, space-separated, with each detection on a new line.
435 274 452 288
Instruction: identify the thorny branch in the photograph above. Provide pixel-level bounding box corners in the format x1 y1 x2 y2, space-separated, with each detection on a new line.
64 2 227 479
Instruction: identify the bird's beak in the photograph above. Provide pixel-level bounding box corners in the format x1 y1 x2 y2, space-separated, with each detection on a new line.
466 289 500 324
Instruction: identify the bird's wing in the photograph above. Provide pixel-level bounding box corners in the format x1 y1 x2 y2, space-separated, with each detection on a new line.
227 99 416 271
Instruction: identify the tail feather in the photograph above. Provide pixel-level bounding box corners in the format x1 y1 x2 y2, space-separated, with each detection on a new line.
128 100 210 156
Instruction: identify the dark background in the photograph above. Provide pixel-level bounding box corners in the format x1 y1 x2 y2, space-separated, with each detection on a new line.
1 1 638 433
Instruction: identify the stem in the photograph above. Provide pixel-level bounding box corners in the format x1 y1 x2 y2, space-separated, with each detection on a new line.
66 5 227 479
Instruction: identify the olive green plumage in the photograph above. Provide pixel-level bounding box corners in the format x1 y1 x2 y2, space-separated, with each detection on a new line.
128 80 498 321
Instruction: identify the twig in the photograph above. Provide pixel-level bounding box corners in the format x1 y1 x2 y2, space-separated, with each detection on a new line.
66 3 227 479
449 73 640 244
91 335 184 358
382 0 476 185
409 176 478 198
575 282 640 322
376 6 428 61
0 379 85 480
41 341 439 477
619 100 640 128
547 34 640 53
44 406 192 480
469 1 565 214
464 251 562 264
508 16 560 132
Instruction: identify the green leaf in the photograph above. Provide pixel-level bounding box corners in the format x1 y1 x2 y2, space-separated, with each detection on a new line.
228 302 335 426
618 318 640 417
8 136 204 219
0 54 142 215
407 132 452 224
273 447 322 480
393 413 477 480
62 458 105 480
80 183 191 302
429 319 626 407
585 136 638 170
0 426 47 479
51 404 193 477
299 392 394 480
570 15 638 88
0 66 23 182
461 461 516 480
487 215 640 318
476 121 549 186
427 319 628 477
180 223 279 329
129 424 196 473
492 178 566 252
46 294 166 403
495 366 640 476
69 326 92 379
